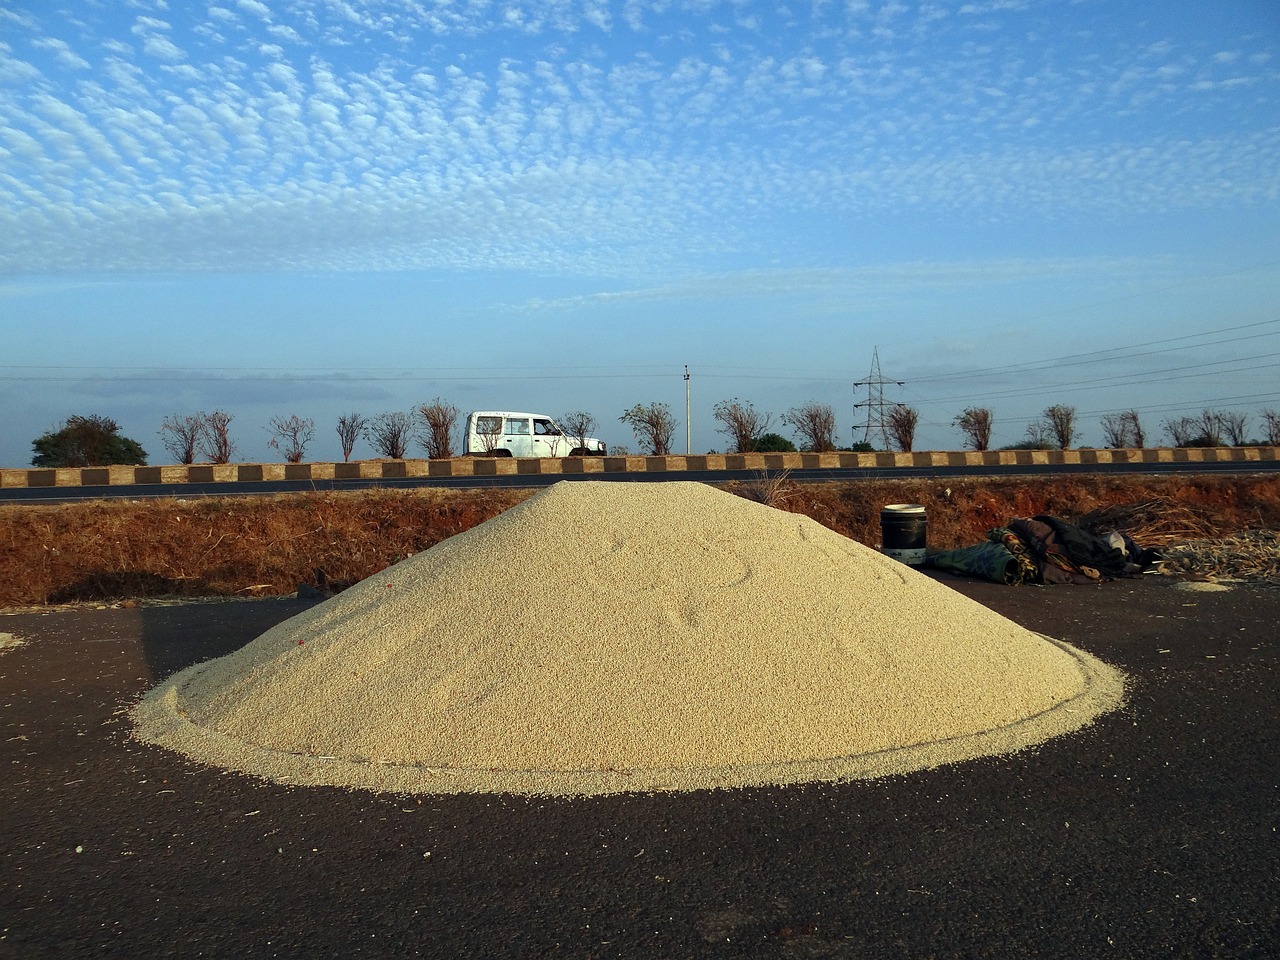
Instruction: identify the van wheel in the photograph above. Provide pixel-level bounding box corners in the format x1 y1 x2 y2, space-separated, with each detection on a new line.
492 449 513 457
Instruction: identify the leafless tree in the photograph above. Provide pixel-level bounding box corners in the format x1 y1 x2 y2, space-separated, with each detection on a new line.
1194 408 1224 446
885 404 919 453
416 398 460 459
366 412 413 459
713 399 774 454
1262 409 1280 445
267 415 315 463
336 413 367 462
560 411 599 455
160 414 206 464
1023 420 1055 448
1044 404 1077 449
1220 410 1250 446
1100 413 1130 448
782 401 838 453
471 414 504 455
1162 415 1198 447
953 407 994 451
1121 409 1146 448
199 410 237 464
619 402 676 455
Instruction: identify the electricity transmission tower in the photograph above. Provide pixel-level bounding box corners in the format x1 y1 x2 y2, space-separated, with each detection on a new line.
852 347 904 449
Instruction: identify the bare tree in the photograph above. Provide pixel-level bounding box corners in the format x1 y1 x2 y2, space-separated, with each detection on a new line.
885 403 919 453
267 415 315 463
1023 420 1055 448
1262 409 1280 445
1044 404 1077 449
1100 412 1130 448
782 401 838 453
619 402 676 455
560 411 599 455
473 414 505 455
713 399 774 454
953 407 994 451
416 398 460 459
200 410 237 464
1121 409 1146 448
1162 415 1198 447
1220 410 1250 446
160 414 206 464
366 412 413 459
336 412 367 462
1194 408 1224 446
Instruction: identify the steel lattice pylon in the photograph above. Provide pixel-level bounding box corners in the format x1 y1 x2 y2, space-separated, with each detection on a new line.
852 347 904 449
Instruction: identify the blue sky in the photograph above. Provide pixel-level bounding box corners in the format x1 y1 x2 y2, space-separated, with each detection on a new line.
1 0 1278 464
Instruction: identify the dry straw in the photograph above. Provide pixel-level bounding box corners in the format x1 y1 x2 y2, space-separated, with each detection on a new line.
134 481 1125 797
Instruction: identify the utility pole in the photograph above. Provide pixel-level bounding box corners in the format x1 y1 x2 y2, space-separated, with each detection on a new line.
684 365 691 454
852 347 904 449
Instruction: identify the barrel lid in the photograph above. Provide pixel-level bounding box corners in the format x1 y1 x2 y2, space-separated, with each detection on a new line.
882 503 925 514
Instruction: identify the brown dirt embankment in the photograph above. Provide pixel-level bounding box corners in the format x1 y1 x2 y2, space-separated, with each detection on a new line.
2 474 1277 607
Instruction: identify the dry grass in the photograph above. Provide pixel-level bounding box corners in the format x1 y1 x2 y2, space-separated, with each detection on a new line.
729 468 798 508
1 474 1277 606
1157 531 1280 585
0 487 530 607
1075 497 1226 546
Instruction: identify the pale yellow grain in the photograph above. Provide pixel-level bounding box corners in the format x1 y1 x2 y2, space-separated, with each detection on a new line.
133 481 1125 796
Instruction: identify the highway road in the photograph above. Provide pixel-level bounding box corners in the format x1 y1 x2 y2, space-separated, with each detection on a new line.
2 458 1277 504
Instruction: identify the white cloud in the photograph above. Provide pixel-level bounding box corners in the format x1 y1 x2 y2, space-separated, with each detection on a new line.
0 50 41 83
583 0 612 32
0 7 41 31
236 0 274 21
131 16 186 61
33 38 92 70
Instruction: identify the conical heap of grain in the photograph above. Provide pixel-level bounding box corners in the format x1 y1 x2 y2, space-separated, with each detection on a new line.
134 481 1124 796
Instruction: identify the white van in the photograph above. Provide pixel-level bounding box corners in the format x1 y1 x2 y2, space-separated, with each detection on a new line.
463 411 607 457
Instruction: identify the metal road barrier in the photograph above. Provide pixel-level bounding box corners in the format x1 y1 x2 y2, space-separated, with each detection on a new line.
2 446 1276 490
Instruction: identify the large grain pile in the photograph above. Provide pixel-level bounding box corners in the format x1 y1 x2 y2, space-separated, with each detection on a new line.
134 481 1124 796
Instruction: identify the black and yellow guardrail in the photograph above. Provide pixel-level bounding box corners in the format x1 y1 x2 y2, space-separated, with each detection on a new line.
2 445 1275 489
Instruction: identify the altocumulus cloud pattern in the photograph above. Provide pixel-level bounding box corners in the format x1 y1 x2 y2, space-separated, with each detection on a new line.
1 0 1277 277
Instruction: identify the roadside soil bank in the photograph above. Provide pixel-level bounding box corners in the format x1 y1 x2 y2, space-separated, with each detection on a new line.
2 474 1278 606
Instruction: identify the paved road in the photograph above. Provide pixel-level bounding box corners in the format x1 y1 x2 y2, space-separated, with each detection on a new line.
3 458 1278 503
2 574 1277 959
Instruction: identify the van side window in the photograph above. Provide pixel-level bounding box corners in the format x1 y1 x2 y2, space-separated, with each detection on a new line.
476 416 503 435
505 418 531 436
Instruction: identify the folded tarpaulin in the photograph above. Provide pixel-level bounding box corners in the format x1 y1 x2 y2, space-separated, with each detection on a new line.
923 541 1023 584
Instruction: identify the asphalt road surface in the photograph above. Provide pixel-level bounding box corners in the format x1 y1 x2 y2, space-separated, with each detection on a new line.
2 574 1277 959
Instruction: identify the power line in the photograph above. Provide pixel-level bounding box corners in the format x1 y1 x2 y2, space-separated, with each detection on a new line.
912 354 1280 406
907 317 1280 386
